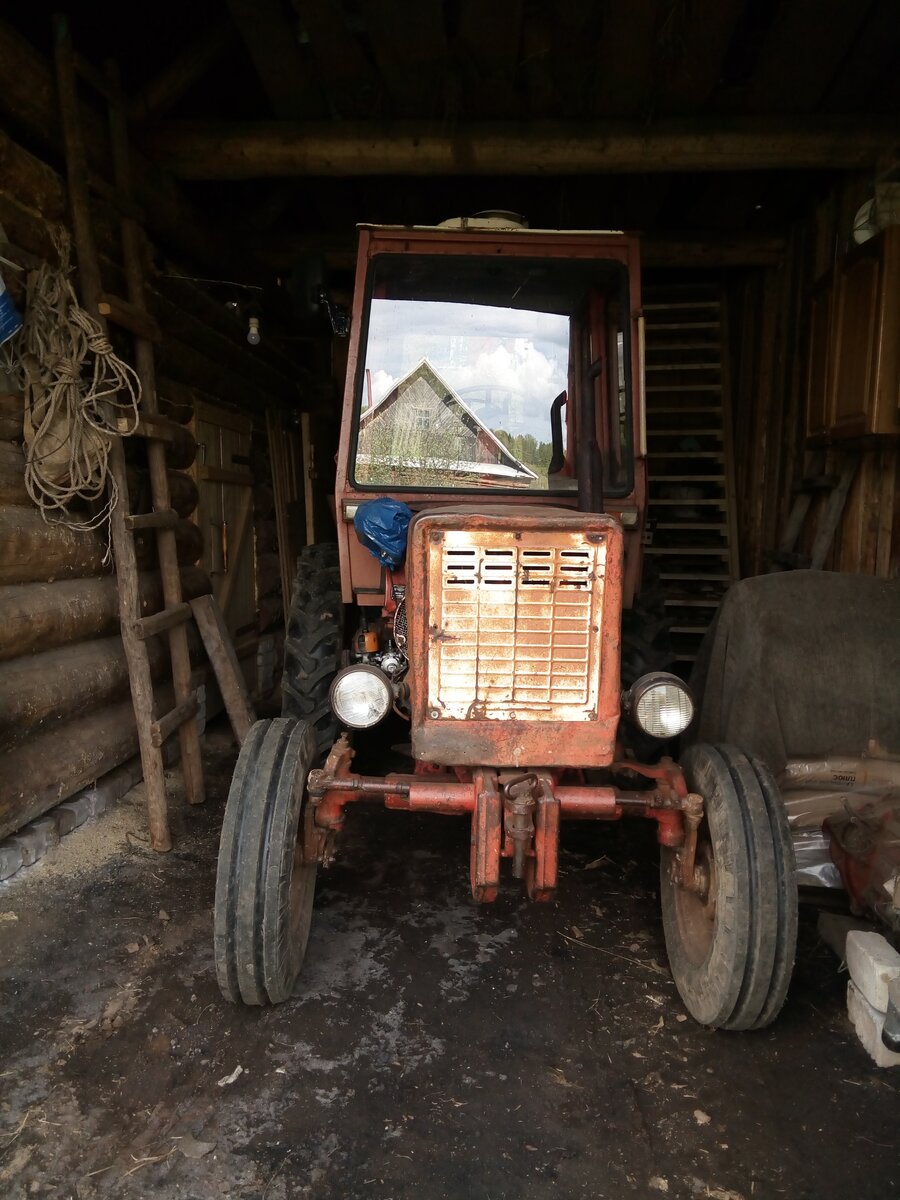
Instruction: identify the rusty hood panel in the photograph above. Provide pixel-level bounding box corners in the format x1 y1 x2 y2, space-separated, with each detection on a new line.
407 508 623 768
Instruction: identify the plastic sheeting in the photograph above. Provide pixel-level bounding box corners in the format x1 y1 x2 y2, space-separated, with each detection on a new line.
689 571 900 776
353 498 414 569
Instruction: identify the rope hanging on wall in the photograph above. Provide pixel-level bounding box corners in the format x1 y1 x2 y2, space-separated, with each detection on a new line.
3 230 141 548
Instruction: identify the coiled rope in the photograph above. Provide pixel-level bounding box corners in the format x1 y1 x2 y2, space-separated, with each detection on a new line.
3 230 141 549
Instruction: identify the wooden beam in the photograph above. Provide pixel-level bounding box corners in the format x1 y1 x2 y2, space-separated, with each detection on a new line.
144 118 899 178
129 23 239 120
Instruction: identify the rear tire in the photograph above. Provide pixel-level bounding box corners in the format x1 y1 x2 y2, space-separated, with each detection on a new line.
660 743 797 1030
214 718 318 1005
281 543 344 757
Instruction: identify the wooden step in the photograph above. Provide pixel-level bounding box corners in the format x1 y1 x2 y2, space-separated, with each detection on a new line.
656 522 728 531
646 384 722 393
647 451 725 460
659 571 732 581
124 508 180 532
646 342 721 352
150 692 199 748
648 498 727 506
648 427 724 437
649 474 726 482
664 596 726 607
134 602 192 640
645 321 721 330
648 360 724 369
645 547 731 556
646 406 723 415
98 293 161 342
644 301 720 312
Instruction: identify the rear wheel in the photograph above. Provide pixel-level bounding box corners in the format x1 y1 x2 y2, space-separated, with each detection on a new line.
660 743 797 1030
281 543 343 757
214 718 318 1005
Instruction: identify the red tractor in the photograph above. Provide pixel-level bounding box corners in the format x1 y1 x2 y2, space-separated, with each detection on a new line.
214 216 797 1030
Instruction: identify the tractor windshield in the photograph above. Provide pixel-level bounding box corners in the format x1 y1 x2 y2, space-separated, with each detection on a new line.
351 252 633 496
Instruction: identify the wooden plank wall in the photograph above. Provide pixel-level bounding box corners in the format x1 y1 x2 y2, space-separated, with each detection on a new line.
0 120 296 842
728 175 898 579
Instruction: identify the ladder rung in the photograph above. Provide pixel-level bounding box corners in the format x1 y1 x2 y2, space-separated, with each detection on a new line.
646 342 720 352
647 406 723 414
134 602 192 639
664 596 725 607
125 508 180 532
74 51 116 100
645 547 731 556
118 412 179 443
649 474 726 482
99 293 161 342
151 692 200 748
648 428 723 436
661 576 732 585
646 363 721 372
645 321 721 330
88 173 144 221
644 301 720 312
646 385 722 393
656 522 728 531
648 452 724 460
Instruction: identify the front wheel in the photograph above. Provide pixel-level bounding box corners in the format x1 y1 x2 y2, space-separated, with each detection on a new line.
214 718 318 1005
660 743 797 1030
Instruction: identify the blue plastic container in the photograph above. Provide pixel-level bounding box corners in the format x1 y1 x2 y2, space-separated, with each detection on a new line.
0 270 22 346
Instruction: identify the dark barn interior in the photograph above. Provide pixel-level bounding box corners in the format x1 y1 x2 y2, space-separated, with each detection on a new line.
0 2 899 1197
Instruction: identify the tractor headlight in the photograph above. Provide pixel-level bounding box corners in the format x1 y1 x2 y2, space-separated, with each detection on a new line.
329 665 393 729
627 672 694 739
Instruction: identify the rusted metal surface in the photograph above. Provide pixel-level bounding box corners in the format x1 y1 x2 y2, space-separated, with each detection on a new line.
470 770 502 902
524 775 560 901
304 752 697 904
407 509 624 767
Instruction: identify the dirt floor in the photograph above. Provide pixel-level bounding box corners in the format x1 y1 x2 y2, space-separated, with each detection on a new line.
1 723 898 1200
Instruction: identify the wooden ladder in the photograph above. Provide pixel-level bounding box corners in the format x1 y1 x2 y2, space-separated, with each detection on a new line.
641 285 740 665
53 17 254 850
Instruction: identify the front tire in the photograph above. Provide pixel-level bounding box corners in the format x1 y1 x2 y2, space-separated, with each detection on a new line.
660 743 797 1030
214 718 318 1005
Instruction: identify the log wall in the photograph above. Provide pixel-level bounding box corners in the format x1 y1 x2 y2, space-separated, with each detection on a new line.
0 30 302 841
728 176 898 580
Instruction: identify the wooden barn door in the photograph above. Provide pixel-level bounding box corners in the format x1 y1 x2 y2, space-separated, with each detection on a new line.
190 402 257 643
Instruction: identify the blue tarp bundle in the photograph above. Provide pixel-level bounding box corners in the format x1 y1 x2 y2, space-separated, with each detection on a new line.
353 498 414 569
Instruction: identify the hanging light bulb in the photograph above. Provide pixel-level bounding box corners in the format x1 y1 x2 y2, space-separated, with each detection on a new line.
247 314 261 346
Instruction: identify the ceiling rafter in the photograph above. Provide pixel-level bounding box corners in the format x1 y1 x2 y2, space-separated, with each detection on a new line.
142 118 899 179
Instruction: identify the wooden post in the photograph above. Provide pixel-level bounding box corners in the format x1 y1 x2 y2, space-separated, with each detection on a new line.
107 61 206 810
189 594 256 745
54 15 173 850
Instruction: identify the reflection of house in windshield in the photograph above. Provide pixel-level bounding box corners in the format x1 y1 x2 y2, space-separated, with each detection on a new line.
357 359 537 486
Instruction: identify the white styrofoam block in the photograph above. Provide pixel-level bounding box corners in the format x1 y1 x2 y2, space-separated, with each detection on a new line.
846 930 900 1013
847 982 900 1068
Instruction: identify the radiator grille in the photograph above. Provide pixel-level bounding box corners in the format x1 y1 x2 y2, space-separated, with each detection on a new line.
428 529 607 722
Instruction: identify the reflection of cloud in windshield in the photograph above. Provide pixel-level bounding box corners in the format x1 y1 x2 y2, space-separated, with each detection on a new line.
365 300 568 440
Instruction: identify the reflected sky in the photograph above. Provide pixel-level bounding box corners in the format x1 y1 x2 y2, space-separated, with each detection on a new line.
364 299 569 440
